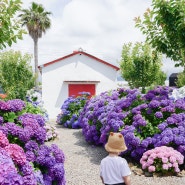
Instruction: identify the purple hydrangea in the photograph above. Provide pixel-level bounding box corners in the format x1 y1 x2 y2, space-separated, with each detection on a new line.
79 88 143 145
0 132 37 185
50 144 65 163
0 100 10 111
18 113 45 127
25 140 39 151
79 86 185 162
21 162 37 185
0 116 4 125
57 92 90 129
17 114 46 144
7 99 26 112
34 170 44 185
0 98 66 184
35 144 65 184
0 149 20 180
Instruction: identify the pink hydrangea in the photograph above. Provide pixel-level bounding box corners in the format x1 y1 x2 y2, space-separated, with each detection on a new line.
156 153 163 158
175 167 180 173
168 163 172 168
148 165 155 172
147 158 154 165
0 129 26 166
170 156 177 163
140 146 184 174
5 144 27 166
141 154 148 160
150 153 157 159
162 164 169 170
0 130 9 147
0 130 37 184
162 157 168 163
141 162 148 169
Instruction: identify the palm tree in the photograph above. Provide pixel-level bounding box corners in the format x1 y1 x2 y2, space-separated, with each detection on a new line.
19 2 51 89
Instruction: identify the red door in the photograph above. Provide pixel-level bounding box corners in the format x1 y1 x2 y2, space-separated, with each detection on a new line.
68 84 95 97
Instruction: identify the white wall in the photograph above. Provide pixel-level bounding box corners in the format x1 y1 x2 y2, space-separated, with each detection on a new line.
42 54 118 119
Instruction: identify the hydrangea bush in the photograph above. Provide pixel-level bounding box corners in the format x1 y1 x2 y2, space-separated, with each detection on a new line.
0 130 37 184
79 86 185 165
140 146 184 174
26 88 49 121
78 88 143 145
44 123 59 141
169 86 185 101
26 89 59 141
57 92 90 128
0 99 66 185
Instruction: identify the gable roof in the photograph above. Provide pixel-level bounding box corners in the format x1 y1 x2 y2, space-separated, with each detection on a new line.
38 50 120 71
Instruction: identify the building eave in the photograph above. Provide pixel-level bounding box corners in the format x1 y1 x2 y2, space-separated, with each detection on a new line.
38 51 120 71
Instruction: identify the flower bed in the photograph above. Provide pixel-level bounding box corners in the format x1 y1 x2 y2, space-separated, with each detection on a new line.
55 85 185 175
0 99 65 185
57 92 90 128
26 88 59 141
79 86 185 168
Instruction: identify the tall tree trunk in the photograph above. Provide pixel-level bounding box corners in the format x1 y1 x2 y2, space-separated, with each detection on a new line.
34 37 39 90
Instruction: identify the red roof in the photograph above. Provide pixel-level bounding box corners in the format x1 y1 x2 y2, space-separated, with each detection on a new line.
38 51 120 71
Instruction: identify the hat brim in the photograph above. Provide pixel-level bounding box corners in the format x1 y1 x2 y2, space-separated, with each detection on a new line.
105 143 127 153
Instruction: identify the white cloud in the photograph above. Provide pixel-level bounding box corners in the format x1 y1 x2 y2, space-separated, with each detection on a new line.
4 0 181 77
162 57 183 78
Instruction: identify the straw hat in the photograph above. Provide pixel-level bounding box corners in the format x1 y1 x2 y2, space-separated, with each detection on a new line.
105 132 127 153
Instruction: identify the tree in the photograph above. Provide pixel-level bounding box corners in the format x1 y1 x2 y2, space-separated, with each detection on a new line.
0 50 35 100
0 0 26 49
19 2 51 88
120 42 166 93
135 0 185 70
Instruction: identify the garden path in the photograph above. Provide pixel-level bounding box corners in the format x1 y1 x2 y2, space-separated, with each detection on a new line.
48 121 185 185
47 121 107 185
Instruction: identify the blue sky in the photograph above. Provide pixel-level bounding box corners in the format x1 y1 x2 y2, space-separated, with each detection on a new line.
6 0 183 77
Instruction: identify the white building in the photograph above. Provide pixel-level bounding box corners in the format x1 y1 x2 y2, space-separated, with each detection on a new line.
39 49 120 119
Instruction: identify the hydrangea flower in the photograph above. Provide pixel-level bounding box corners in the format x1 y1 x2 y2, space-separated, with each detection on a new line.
0 131 37 185
0 149 19 179
7 99 26 112
44 124 59 141
140 146 184 174
57 92 90 128
169 86 185 101
26 89 43 107
35 144 65 184
17 113 46 144
0 130 9 147
34 170 45 185
26 88 49 121
0 116 4 125
5 144 27 166
0 99 25 112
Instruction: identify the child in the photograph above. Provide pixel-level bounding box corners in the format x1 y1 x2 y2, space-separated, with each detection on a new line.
100 132 131 185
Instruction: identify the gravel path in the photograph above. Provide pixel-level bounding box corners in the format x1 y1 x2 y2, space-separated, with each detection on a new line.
48 122 185 185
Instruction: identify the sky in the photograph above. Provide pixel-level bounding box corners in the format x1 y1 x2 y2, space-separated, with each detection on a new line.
5 0 183 78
